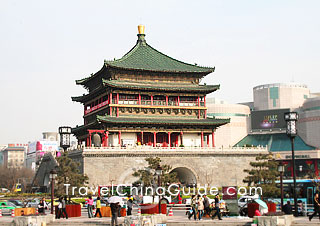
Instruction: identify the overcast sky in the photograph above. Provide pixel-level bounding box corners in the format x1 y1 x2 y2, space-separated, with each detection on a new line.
0 0 319 144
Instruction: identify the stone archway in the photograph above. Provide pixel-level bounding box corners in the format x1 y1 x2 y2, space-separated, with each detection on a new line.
171 167 197 187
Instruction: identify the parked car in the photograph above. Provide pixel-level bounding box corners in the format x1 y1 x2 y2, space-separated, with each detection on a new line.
0 201 16 216
8 199 24 207
0 188 10 193
25 198 40 208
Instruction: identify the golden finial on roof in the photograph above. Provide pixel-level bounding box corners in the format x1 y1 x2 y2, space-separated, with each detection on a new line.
138 24 145 34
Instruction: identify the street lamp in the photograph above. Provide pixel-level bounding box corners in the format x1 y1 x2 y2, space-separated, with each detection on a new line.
155 165 163 214
277 162 285 211
59 126 72 152
284 111 298 217
49 169 57 214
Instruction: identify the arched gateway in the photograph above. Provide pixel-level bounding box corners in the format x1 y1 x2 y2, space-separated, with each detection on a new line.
171 167 197 187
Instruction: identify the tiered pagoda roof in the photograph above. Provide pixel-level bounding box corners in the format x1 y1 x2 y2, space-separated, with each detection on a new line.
75 33 215 88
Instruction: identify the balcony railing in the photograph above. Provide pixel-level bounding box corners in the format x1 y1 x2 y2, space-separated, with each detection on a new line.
85 99 205 115
85 100 108 115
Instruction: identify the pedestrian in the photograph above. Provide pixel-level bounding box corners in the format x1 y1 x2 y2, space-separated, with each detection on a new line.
309 191 320 221
211 193 222 220
127 195 133 216
60 196 68 219
282 201 292 215
197 195 204 220
42 197 48 213
56 197 63 219
38 199 45 214
95 196 102 218
188 195 198 220
203 194 210 217
111 202 120 226
85 195 94 218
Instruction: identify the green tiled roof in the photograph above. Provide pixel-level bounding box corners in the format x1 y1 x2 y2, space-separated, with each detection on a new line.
234 133 316 152
104 34 214 73
97 115 229 127
102 79 219 94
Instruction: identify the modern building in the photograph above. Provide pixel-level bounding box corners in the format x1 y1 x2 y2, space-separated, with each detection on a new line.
298 97 320 149
236 82 320 181
253 83 310 111
26 132 60 171
72 25 229 148
206 98 250 147
2 144 27 168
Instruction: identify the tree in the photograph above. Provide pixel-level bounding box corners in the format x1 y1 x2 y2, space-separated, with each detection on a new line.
0 166 34 192
132 157 178 193
55 153 89 196
243 153 280 198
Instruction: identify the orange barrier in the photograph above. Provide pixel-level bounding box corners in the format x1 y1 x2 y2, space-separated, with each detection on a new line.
14 208 36 216
99 207 126 217
101 206 111 217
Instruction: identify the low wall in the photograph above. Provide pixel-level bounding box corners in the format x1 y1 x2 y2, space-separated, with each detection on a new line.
10 214 55 226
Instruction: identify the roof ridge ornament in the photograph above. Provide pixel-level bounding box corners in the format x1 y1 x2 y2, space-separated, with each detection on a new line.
137 24 146 45
138 24 145 34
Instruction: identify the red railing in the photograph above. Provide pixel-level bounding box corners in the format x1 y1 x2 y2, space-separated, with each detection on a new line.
84 100 108 115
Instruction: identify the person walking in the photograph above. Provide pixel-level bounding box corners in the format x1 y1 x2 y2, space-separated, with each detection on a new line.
203 195 210 217
60 197 68 219
188 195 198 220
85 196 94 218
111 202 120 226
197 195 204 220
56 197 63 219
211 193 222 220
127 195 133 216
95 196 102 218
309 191 320 221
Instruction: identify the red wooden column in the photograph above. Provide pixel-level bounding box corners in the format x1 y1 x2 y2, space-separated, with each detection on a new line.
177 96 180 106
151 95 153 106
168 132 171 147
118 131 121 146
104 131 109 147
86 137 89 147
116 93 119 117
207 134 210 147
141 131 144 144
315 160 319 176
180 131 183 146
138 94 141 105
198 96 200 119
109 93 113 116
166 96 168 106
212 130 215 148
201 131 204 147
153 132 156 147
204 96 207 119
89 132 92 147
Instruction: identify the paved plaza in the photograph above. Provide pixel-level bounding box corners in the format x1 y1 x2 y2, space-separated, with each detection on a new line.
0 208 320 226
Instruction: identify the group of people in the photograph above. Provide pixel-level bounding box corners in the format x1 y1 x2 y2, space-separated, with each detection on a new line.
188 194 222 221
